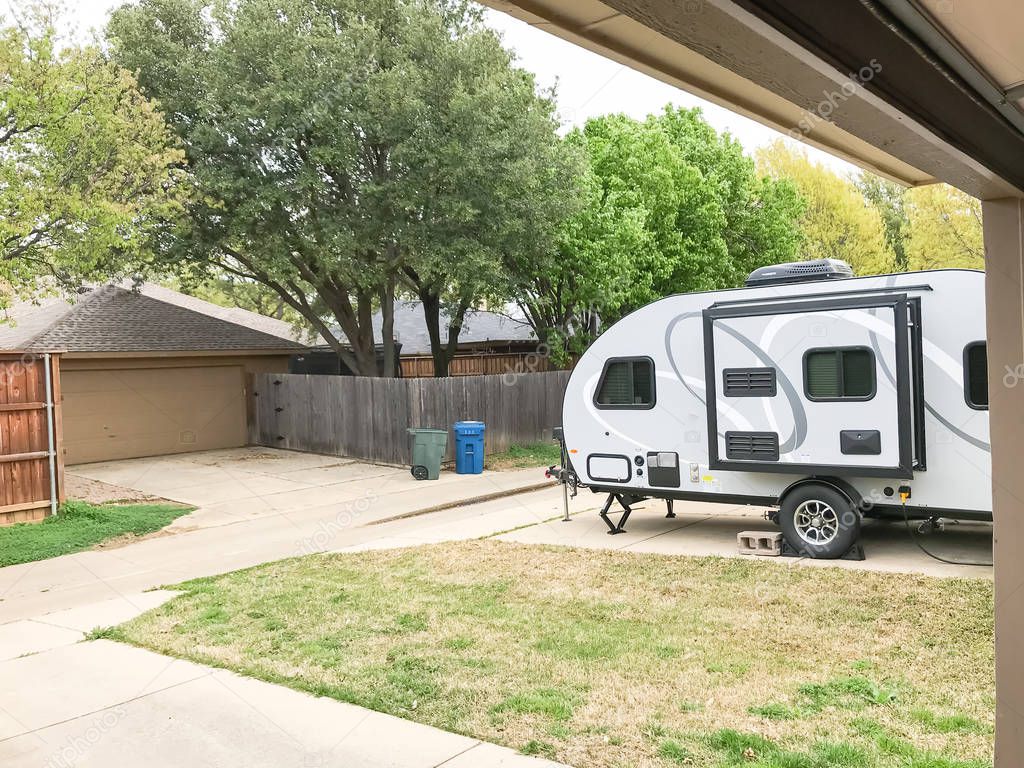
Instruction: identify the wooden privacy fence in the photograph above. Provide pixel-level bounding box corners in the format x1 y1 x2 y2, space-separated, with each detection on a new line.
0 352 65 526
248 370 571 465
399 352 552 378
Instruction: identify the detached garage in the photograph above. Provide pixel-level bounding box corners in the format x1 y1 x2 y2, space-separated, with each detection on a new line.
0 285 306 465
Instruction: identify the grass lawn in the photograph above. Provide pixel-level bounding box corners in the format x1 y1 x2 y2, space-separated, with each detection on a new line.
486 442 562 470
0 500 191 567
108 541 993 768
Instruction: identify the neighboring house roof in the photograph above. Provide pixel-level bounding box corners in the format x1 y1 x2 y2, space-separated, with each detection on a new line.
370 301 537 356
0 284 308 354
138 283 316 345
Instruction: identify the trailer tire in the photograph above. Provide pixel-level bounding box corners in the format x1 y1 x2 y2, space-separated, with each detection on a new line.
778 483 860 559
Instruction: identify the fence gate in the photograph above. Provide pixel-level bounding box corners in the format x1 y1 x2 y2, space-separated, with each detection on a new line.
0 352 64 525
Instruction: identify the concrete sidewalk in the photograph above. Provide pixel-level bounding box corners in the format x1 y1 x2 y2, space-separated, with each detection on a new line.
0 638 566 768
0 486 572 625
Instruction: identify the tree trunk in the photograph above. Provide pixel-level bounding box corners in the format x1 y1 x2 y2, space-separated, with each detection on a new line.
417 288 472 378
326 289 377 376
379 275 397 377
419 290 448 377
213 245 386 377
441 297 470 378
351 289 378 376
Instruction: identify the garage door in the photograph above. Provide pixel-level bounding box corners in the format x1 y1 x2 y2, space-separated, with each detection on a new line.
62 365 247 465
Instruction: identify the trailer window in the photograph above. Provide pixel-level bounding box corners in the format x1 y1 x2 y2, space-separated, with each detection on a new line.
964 342 988 409
595 357 655 409
804 347 875 401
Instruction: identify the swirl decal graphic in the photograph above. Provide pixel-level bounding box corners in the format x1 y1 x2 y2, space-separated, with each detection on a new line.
664 312 808 453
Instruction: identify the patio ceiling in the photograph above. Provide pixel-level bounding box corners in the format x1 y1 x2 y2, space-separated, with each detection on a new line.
485 0 1024 199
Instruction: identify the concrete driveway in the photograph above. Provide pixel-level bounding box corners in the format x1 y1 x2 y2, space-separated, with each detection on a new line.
495 495 994 579
69 447 548 532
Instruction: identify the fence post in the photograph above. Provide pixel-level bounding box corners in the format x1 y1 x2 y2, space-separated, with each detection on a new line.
44 354 58 517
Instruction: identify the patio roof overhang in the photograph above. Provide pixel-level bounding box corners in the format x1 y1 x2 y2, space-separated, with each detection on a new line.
484 0 1024 198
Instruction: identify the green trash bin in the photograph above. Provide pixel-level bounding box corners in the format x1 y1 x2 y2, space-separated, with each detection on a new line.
407 428 448 481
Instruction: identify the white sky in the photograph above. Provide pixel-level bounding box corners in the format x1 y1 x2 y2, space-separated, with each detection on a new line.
49 0 859 175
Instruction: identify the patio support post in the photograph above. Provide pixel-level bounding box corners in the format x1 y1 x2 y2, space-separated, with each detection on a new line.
983 196 1024 764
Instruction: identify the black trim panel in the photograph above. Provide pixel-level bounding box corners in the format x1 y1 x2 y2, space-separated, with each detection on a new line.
588 484 777 508
586 453 632 483
840 430 882 455
709 284 932 310
584 485 991 521
703 294 915 479
705 460 912 480
908 299 927 470
725 431 780 461
723 367 777 397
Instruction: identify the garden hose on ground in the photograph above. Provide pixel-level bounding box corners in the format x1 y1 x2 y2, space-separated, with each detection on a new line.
900 495 992 567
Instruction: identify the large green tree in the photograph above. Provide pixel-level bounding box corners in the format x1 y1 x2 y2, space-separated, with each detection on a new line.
108 0 573 376
516 109 802 361
757 140 894 275
657 107 804 287
856 179 983 272
0 5 184 305
856 174 909 271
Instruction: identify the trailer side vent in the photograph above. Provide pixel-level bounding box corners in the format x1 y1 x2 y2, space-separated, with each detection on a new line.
723 368 777 397
725 431 780 462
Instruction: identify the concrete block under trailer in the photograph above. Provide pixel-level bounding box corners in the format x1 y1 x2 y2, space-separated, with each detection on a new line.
554 263 991 559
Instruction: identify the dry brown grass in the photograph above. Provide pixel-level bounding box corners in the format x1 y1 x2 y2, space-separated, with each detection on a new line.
111 541 993 767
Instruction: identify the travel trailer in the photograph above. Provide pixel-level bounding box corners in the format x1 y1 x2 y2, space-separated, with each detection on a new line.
553 261 991 559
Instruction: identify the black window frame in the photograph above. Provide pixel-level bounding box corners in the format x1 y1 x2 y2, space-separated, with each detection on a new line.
963 341 989 410
593 356 657 410
802 346 877 402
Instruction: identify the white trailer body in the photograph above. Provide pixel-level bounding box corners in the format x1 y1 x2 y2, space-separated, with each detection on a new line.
561 267 991 557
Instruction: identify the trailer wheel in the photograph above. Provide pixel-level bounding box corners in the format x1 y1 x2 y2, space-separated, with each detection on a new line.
778 483 860 559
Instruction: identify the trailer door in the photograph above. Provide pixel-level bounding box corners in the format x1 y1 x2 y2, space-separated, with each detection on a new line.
703 294 913 478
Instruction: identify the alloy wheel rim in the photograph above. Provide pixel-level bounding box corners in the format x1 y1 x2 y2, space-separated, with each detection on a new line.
793 500 840 546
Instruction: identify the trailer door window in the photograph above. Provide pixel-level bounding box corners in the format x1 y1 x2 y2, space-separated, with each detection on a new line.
964 342 988 409
595 357 655 409
804 347 875 401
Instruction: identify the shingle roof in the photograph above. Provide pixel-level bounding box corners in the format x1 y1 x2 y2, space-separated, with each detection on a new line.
0 285 308 353
137 283 317 345
370 301 537 355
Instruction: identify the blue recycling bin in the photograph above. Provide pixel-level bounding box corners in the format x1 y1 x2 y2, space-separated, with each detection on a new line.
453 421 486 474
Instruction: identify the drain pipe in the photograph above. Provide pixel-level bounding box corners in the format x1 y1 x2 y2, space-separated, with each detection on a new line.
43 353 58 516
